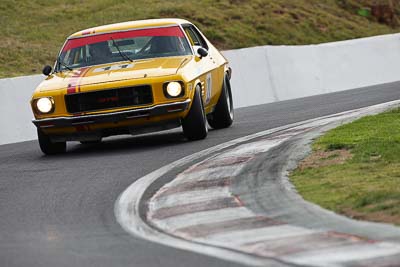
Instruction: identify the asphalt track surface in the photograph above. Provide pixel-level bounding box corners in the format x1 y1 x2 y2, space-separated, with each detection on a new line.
1 81 400 267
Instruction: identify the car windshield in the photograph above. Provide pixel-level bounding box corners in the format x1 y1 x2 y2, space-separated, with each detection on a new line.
56 26 192 72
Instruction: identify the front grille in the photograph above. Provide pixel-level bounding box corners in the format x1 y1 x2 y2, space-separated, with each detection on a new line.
65 85 153 113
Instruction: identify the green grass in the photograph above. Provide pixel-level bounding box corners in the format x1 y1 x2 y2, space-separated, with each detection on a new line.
291 108 400 225
1 0 400 78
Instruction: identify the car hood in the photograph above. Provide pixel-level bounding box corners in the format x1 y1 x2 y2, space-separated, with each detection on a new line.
37 56 192 92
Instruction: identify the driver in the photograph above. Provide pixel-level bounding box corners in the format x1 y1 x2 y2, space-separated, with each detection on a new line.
89 42 112 64
149 36 178 54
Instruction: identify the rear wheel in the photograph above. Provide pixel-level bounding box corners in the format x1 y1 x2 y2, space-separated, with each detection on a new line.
37 129 66 155
207 74 234 129
182 86 208 140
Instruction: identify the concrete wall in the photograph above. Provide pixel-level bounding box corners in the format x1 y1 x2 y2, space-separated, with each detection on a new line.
223 33 400 108
0 75 43 145
2 33 400 145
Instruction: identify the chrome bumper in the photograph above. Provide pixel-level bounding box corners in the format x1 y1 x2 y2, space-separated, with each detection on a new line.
32 99 191 129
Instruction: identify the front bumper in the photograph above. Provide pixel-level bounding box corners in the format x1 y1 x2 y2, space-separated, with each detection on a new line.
32 99 191 129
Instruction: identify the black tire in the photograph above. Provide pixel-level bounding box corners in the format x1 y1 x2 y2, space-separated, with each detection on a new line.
207 74 234 129
182 86 208 140
37 129 66 155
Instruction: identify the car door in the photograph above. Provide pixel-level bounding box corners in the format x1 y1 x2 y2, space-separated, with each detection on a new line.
182 24 219 109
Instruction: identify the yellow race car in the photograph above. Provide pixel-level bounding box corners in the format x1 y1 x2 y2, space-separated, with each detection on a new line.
31 19 234 155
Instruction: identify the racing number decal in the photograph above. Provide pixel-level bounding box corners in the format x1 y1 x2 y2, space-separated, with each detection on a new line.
205 73 212 105
93 63 134 73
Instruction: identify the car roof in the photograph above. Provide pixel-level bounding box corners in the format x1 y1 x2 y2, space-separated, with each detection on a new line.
69 18 191 39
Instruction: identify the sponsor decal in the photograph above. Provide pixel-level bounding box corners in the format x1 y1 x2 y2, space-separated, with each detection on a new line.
63 26 185 52
97 96 119 104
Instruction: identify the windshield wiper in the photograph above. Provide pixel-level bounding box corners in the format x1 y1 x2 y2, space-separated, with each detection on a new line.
57 56 73 72
110 37 133 62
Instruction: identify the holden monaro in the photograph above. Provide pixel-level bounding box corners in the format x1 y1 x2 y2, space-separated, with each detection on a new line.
31 19 234 155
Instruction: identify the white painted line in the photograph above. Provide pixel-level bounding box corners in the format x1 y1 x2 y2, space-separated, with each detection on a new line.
202 225 318 246
150 187 232 210
174 165 246 183
152 207 254 232
221 139 285 157
283 242 400 266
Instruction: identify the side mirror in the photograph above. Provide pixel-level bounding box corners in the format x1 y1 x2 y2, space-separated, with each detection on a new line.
197 47 208 58
42 65 52 76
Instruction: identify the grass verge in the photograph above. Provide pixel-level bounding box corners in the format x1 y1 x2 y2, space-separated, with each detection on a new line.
291 108 400 225
1 0 400 78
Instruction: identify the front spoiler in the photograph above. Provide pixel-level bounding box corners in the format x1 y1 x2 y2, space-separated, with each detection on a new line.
32 99 191 129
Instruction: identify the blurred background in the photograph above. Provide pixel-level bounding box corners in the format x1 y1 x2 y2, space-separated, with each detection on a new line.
0 0 398 78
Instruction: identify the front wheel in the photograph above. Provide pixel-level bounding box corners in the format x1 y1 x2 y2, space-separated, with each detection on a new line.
207 74 234 129
37 129 66 155
182 86 208 140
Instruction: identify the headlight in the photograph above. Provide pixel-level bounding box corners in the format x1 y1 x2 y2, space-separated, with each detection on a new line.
165 82 183 98
35 97 54 114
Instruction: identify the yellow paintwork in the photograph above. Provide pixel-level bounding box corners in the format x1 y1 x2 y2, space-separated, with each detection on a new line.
31 19 229 136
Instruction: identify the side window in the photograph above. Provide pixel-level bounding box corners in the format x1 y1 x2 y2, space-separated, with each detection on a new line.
190 26 208 50
184 27 200 46
183 25 209 50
